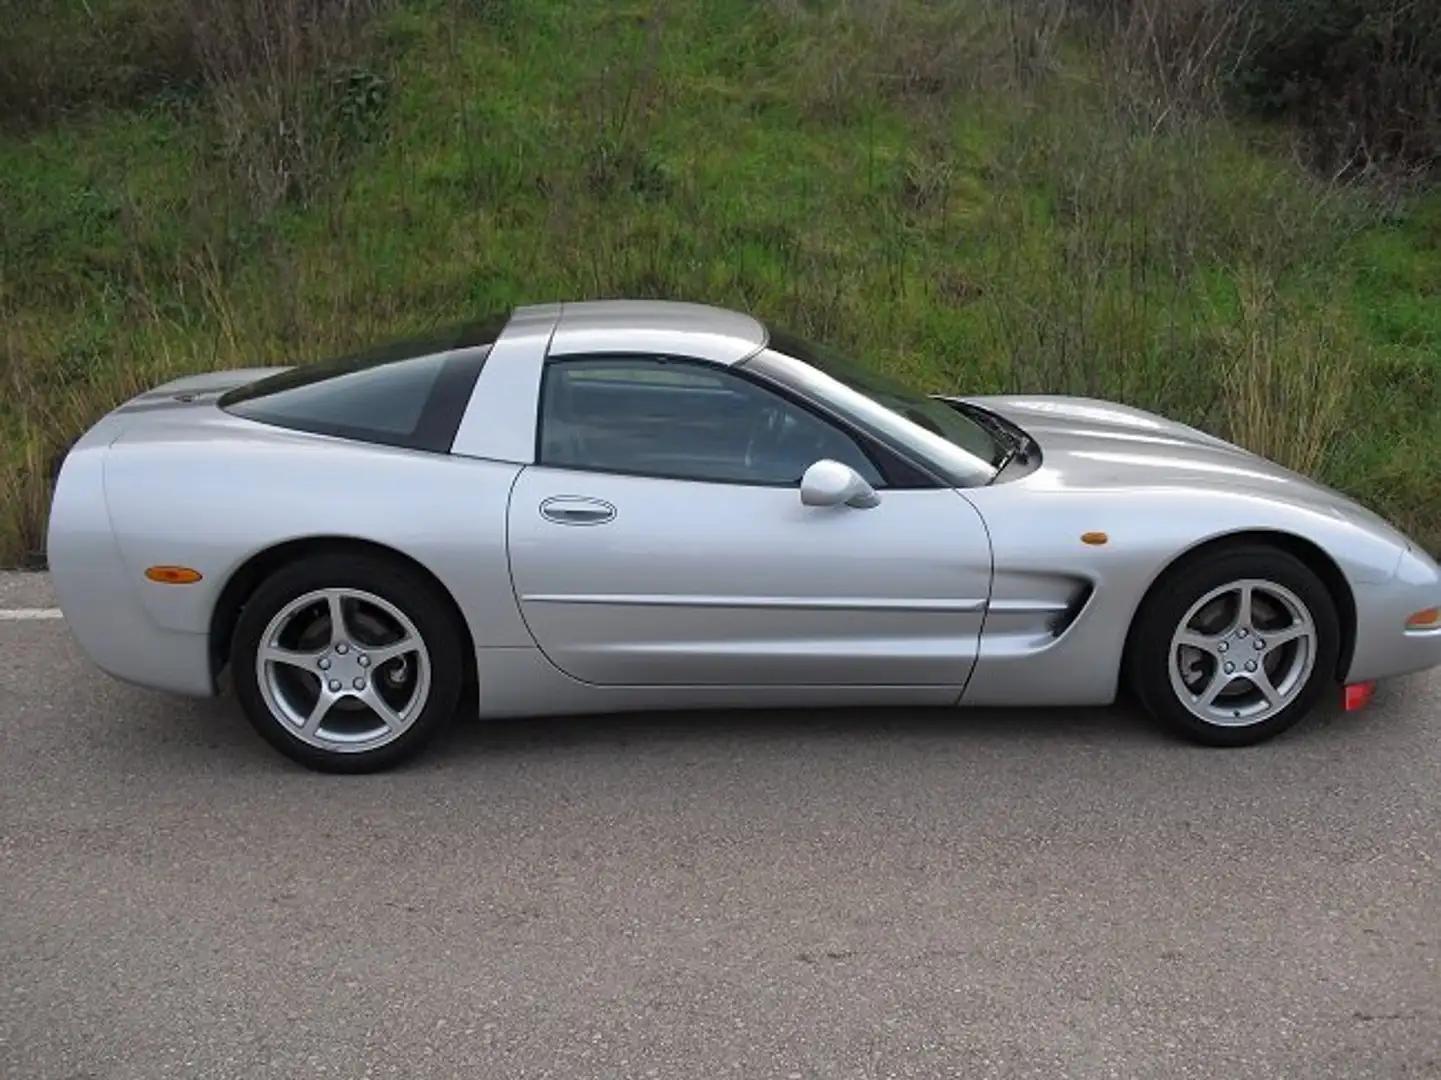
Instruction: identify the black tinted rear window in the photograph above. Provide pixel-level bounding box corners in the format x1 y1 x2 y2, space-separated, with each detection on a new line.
219 315 508 453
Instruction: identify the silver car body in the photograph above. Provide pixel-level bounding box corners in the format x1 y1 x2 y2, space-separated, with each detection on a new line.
46 300 1441 720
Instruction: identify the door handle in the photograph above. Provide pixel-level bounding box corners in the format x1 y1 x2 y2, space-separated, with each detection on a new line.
539 495 617 526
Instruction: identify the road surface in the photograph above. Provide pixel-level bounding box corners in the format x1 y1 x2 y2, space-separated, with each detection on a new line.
1 571 1438 1079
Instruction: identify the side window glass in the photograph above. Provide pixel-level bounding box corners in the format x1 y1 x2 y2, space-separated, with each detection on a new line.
538 356 885 487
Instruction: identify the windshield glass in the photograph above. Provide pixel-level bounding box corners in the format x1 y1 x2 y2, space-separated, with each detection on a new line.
751 326 999 486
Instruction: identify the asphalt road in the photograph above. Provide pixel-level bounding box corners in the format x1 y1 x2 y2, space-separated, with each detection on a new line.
2 571 1438 1080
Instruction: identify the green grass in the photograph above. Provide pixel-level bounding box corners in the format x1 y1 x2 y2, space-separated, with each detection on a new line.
2 0 1438 565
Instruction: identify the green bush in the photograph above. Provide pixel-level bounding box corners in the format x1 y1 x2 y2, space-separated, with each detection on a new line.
0 0 204 132
1225 0 1441 174
1066 0 1441 177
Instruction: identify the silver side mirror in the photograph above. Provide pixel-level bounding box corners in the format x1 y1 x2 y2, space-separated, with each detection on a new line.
800 459 881 509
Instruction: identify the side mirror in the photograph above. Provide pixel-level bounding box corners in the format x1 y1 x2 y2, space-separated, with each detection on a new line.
800 459 881 509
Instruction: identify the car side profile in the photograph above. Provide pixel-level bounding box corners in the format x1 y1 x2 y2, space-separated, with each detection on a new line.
46 300 1441 772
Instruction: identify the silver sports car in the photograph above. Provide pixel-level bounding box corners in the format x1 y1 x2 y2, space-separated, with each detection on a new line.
47 300 1441 772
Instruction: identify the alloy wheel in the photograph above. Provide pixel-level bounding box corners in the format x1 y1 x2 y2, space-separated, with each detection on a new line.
255 587 433 753
1167 577 1317 727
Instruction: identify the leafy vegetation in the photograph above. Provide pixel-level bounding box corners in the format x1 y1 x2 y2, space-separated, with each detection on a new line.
2 0 1439 566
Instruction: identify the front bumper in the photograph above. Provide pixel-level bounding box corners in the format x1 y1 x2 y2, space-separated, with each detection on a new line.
1346 544 1441 684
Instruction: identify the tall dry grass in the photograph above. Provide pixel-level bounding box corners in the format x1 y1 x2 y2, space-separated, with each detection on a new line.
1214 271 1357 478
1066 0 1441 176
190 0 395 213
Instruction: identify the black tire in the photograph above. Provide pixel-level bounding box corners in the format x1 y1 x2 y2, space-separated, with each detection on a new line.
231 551 465 773
1127 543 1341 747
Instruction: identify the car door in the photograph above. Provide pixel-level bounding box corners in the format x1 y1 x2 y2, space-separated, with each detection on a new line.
505 353 995 688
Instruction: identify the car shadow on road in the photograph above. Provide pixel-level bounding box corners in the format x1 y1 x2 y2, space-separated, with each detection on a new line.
433 699 1162 762
416 679 1405 768
164 694 1171 775
415 664 1409 762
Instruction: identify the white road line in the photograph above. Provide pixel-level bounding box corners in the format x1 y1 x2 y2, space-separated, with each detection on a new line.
0 608 64 621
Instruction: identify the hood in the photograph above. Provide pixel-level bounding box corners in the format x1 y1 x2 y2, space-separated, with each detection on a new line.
959 394 1405 537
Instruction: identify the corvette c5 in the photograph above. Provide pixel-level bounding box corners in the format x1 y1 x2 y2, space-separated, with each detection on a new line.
46 300 1441 771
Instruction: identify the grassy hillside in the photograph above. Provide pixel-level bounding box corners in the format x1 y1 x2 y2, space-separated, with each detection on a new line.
3 0 1439 566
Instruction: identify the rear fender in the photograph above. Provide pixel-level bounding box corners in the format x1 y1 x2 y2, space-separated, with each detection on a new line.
98 432 533 652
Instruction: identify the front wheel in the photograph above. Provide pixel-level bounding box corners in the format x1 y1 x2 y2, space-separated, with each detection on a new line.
1128 544 1341 747
230 552 466 772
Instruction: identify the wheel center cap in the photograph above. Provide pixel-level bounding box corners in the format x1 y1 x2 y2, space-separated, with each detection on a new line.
316 642 371 690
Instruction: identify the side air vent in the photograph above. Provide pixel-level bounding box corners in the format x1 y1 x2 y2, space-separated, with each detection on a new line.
1050 583 1094 637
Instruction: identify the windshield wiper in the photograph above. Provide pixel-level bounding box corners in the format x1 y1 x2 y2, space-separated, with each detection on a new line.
928 396 1032 479
991 435 1021 471
987 422 1033 478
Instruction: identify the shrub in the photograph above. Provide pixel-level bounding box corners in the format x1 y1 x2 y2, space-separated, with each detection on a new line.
1067 0 1441 177
1225 0 1441 176
0 0 205 132
188 0 397 213
0 0 396 211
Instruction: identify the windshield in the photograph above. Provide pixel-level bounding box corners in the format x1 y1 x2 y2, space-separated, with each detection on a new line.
750 326 1000 486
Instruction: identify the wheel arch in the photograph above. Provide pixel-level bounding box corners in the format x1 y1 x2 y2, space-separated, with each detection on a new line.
1121 528 1358 686
208 536 478 687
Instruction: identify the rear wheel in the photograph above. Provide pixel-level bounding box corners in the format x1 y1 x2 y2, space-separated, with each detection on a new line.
231 552 465 772
1128 544 1341 746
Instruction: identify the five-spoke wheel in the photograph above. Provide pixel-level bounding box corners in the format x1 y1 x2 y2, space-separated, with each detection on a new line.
232 553 465 772
1130 544 1340 746
256 587 433 753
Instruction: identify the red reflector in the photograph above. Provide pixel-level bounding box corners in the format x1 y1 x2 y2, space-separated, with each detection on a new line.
1342 682 1376 711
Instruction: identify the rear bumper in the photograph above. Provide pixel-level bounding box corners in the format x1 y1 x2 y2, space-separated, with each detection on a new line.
1347 544 1441 684
46 443 217 698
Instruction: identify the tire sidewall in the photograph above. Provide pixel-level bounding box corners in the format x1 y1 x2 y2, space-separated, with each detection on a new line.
231 553 465 772
1130 545 1341 746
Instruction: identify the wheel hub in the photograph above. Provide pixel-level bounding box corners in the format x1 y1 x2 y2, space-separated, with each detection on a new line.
312 639 374 694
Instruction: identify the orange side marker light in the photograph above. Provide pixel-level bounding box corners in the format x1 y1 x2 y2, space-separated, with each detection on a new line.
145 565 203 585
1405 607 1440 630
1080 532 1109 546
